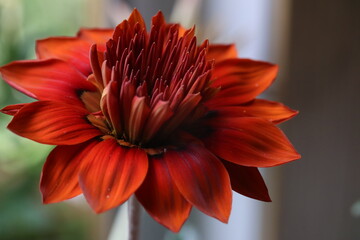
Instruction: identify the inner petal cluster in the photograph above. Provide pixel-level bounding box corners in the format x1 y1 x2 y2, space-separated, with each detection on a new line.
84 14 218 150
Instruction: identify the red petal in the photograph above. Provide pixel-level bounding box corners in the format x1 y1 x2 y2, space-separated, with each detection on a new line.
142 100 173 143
158 93 202 139
0 59 96 105
207 59 278 106
222 160 271 202
8 101 102 145
207 44 237 62
112 9 147 42
36 37 92 75
0 103 26 116
204 117 301 167
128 96 150 143
165 144 232 223
151 11 166 28
79 138 148 213
104 81 123 135
77 28 113 51
40 140 98 203
128 8 146 29
136 156 191 232
211 99 298 124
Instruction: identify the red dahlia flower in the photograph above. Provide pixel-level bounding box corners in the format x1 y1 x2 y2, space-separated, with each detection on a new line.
0 10 300 232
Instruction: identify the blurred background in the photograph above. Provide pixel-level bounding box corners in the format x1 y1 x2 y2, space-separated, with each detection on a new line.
0 0 359 239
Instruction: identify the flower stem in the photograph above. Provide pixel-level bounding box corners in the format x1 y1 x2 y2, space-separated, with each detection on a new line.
128 196 141 240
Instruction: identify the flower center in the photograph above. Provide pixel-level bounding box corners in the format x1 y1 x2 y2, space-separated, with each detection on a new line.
84 21 218 149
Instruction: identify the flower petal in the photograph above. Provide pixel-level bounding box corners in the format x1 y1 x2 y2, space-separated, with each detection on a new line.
0 59 96 105
128 96 150 143
142 100 173 143
77 28 113 51
136 156 191 232
0 103 26 116
207 59 278 106
79 138 148 213
211 99 298 124
128 8 146 29
222 160 271 202
36 37 92 75
151 10 166 28
8 101 102 145
204 117 300 167
207 44 237 62
40 140 98 203
165 143 232 223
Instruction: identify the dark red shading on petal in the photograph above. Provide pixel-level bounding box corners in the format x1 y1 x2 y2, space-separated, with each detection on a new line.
212 99 298 124
7 101 102 145
36 37 92 75
79 138 148 213
207 59 278 106
222 160 271 202
205 117 301 167
128 8 146 29
128 96 150 143
207 44 237 62
77 28 114 51
112 9 147 46
165 143 232 223
0 59 96 105
0 103 26 116
142 100 173 143
40 140 98 203
136 156 191 232
158 93 202 139
151 10 166 29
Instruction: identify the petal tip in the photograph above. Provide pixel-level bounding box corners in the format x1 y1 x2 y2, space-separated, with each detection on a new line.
294 152 302 160
41 191 55 204
93 206 106 214
286 109 299 122
268 63 279 77
42 198 50 205
262 193 272 202
217 212 230 224
1 104 24 116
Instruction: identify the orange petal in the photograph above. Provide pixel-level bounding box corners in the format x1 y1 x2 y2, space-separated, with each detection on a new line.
40 140 98 203
0 59 96 105
8 101 102 145
177 25 187 38
207 59 278 106
165 143 232 223
222 160 271 202
79 138 148 213
136 156 191 232
36 37 92 75
204 117 301 167
211 99 299 124
77 28 114 51
207 44 237 62
0 103 26 116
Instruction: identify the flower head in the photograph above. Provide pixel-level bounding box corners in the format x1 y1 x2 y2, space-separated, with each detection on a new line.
0 10 300 232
